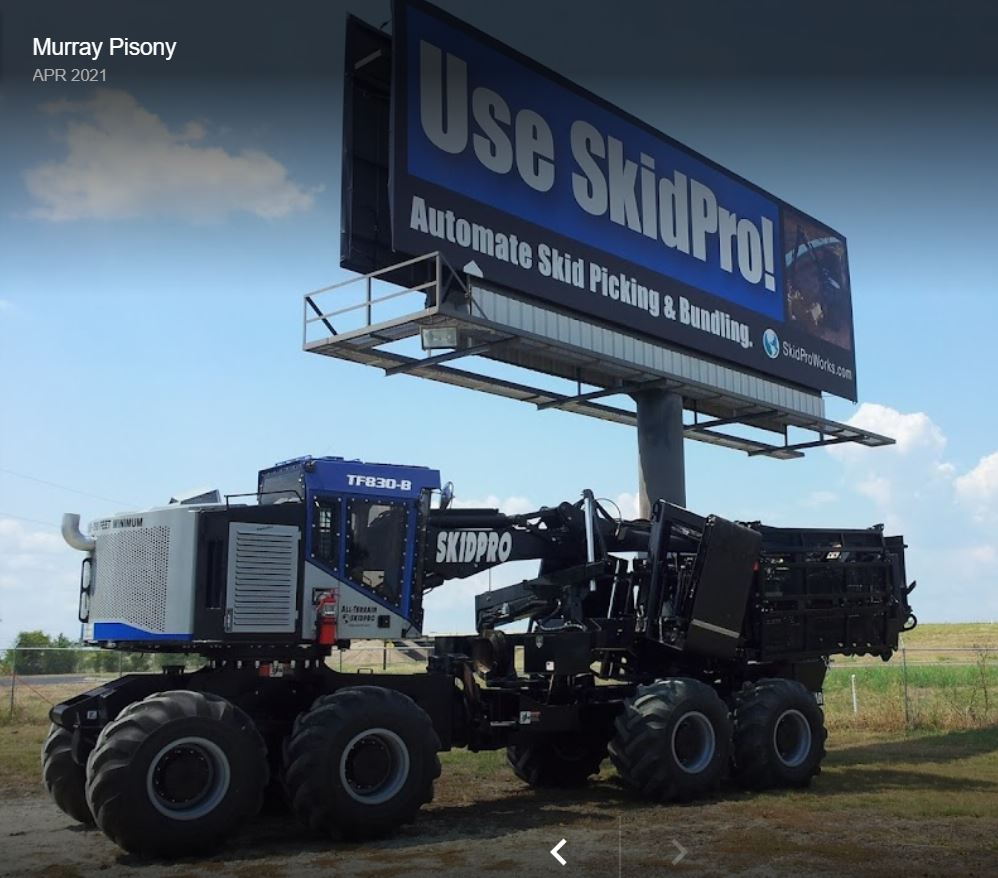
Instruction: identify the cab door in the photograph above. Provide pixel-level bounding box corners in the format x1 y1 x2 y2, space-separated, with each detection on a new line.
307 492 422 635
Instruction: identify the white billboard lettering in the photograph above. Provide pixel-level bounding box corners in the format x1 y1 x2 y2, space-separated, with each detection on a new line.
420 40 555 195
639 153 658 241
689 179 718 261
658 171 689 253
607 136 641 231
680 297 752 349
718 207 738 273
471 88 514 173
515 110 555 192
737 218 764 284
570 120 607 216
419 41 467 153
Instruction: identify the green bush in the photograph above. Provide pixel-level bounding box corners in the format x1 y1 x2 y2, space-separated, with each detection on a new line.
2 631 87 675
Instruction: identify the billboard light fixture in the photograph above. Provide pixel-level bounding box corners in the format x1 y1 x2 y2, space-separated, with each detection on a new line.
420 326 460 350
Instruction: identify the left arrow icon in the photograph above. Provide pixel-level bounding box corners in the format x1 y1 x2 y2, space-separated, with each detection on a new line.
551 838 567 866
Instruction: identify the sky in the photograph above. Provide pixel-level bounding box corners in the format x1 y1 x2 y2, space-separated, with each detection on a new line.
1 1 997 646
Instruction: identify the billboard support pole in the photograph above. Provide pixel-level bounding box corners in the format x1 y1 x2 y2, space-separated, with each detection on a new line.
635 389 686 517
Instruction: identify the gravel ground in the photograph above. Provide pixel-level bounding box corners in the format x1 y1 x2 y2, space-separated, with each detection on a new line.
4 766 996 878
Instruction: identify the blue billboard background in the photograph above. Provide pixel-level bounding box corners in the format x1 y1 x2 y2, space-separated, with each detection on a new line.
404 5 784 321
387 0 858 400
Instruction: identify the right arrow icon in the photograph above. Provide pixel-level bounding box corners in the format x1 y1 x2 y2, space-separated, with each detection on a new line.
550 838 567 866
671 839 687 865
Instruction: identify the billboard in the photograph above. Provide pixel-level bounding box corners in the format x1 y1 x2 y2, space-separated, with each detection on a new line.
387 0 857 400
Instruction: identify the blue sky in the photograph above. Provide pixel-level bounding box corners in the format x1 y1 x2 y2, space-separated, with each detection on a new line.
1 1 997 644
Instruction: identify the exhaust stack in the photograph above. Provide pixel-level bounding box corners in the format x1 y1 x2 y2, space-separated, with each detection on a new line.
61 513 95 552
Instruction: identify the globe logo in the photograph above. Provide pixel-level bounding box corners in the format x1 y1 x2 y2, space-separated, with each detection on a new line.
763 328 780 358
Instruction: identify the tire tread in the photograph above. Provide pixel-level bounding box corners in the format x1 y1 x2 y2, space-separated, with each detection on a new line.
85 689 268 857
732 678 827 790
284 685 440 840
609 678 731 802
42 724 94 825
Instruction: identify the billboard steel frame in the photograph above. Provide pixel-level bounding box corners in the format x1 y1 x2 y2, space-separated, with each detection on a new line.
303 253 892 462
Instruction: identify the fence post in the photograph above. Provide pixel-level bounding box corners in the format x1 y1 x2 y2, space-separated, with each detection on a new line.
900 633 912 730
7 649 15 719
851 673 858 715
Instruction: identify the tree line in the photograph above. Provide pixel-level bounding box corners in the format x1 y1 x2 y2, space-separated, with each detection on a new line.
1 630 185 675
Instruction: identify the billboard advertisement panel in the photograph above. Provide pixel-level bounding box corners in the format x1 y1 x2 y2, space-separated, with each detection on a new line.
389 0 857 399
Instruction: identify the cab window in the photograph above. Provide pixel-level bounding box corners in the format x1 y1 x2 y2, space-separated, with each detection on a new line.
312 498 340 566
345 499 406 606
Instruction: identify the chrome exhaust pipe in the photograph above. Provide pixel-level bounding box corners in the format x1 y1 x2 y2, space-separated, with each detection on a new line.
61 513 95 552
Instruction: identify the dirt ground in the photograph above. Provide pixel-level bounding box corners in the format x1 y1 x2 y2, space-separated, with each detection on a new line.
3 729 998 878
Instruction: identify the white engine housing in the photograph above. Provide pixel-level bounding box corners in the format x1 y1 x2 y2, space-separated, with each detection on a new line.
85 506 201 643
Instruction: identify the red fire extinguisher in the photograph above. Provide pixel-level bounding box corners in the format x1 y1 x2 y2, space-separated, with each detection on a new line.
315 591 338 646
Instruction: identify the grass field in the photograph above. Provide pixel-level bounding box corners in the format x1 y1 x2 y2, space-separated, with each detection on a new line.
434 725 998 820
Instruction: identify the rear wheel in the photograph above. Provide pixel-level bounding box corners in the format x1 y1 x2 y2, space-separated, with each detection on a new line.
732 679 827 790
284 686 441 840
41 724 94 825
507 734 606 787
609 678 731 802
85 690 268 857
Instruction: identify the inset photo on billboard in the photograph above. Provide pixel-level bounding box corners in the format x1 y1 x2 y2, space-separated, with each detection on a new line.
782 208 854 351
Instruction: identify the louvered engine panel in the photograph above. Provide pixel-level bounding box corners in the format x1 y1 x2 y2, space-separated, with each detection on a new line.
225 523 300 634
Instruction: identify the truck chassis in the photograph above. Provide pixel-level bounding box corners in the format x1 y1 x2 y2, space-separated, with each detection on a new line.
45 456 913 856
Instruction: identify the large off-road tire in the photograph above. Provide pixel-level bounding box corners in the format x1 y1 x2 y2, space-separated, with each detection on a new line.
609 678 732 802
732 678 827 790
284 686 441 840
85 690 268 857
42 723 94 825
507 734 607 787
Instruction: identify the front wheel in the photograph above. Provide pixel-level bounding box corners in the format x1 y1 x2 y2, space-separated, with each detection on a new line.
609 678 731 802
85 690 269 857
42 723 94 825
283 686 441 840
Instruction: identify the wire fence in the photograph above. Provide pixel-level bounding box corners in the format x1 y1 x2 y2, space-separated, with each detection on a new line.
0 643 436 723
2 643 996 731
825 643 997 732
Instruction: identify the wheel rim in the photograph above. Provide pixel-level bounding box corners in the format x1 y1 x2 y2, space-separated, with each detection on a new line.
146 736 231 820
670 711 716 774
773 709 812 768
339 728 410 805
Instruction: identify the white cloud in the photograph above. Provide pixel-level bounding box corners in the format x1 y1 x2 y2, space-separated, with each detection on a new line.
856 475 891 507
608 492 641 520
452 494 535 516
954 451 998 520
0 519 81 647
967 545 997 565
827 402 947 460
0 518 65 555
825 403 953 531
802 489 838 507
422 559 540 634
24 89 315 221
813 403 998 621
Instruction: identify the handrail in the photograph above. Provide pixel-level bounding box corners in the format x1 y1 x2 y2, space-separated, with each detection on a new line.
304 280 437 324
302 251 467 345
